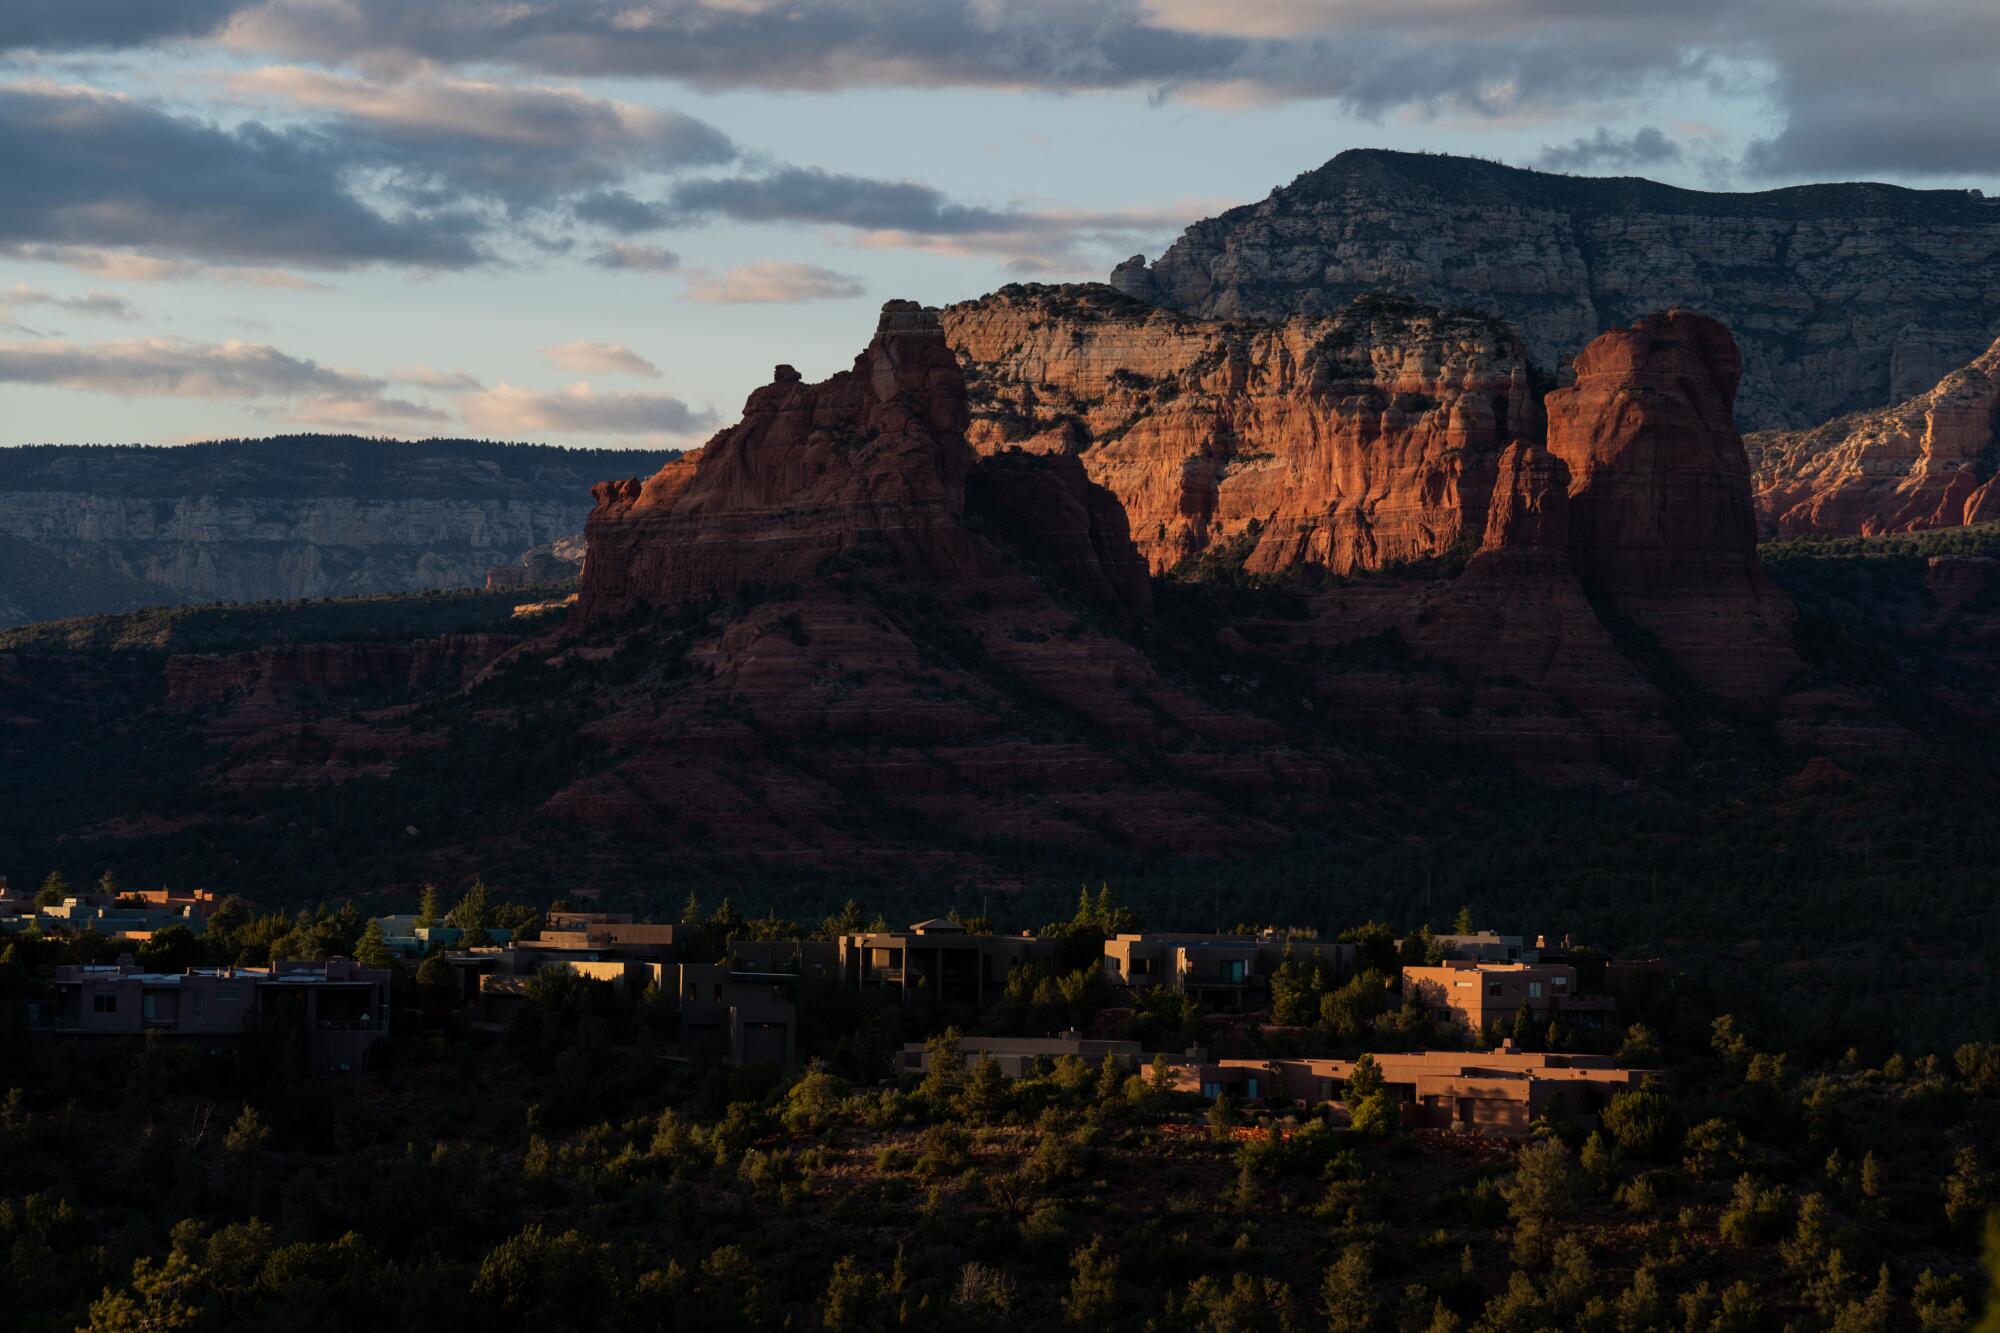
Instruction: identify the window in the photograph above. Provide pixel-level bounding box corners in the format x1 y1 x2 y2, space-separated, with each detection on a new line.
143 994 158 1020
216 986 240 1002
1529 982 1544 999
192 995 204 1019
711 983 723 1002
93 992 118 1013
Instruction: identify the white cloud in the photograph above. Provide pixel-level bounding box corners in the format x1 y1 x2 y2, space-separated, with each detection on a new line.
682 261 866 304
459 381 716 439
589 242 682 272
541 340 659 377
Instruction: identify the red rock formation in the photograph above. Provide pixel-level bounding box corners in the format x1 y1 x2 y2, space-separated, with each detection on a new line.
966 448 1153 612
165 636 513 737
581 303 982 616
1543 311 1798 707
1750 335 2000 536
943 285 1538 576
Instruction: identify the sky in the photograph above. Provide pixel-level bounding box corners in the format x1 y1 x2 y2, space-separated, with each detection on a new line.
4 1 1998 450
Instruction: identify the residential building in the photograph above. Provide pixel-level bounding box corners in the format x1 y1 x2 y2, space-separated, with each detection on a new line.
374 916 514 959
1102 932 1354 1011
1419 931 1537 963
1165 1046 1649 1137
728 938 840 978
896 1031 1145 1078
1401 961 1614 1035
660 963 800 1066
839 921 1063 1007
31 955 390 1071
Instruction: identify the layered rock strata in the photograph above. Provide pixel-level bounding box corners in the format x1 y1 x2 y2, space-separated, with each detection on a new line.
1750 335 2000 536
1113 148 2000 430
942 284 1538 575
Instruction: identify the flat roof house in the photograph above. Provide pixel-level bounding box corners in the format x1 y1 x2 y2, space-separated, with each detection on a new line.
1401 961 1614 1036
839 921 1063 1008
1102 932 1354 1012
34 955 390 1071
661 963 800 1066
896 1031 1146 1078
1165 1046 1648 1137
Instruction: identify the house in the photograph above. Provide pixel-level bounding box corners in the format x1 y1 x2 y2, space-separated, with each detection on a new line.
896 1031 1146 1078
1401 961 1614 1036
1102 932 1354 1011
1413 931 1537 964
1164 1046 1649 1137
659 963 800 1066
32 955 391 1071
838 921 1063 1007
33 894 211 941
727 938 841 978
373 916 514 959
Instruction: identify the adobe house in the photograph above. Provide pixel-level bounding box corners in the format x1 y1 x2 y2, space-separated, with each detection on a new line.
33 956 391 1072
1167 1047 1649 1138
660 963 800 1066
1401 961 1615 1036
1102 932 1354 1011
839 920 1063 1008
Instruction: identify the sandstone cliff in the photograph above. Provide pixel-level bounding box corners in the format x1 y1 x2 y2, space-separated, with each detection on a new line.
1113 148 2000 431
1750 335 2000 536
1542 311 1798 706
0 438 675 628
581 301 1148 618
942 284 1538 575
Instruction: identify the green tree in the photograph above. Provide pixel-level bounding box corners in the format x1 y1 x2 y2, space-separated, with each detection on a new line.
1451 906 1474 935
86 1251 204 1333
1943 1145 1992 1232
1064 1237 1118 1325
415 954 461 1010
1502 1139 1576 1265
1207 1091 1238 1141
1320 1243 1380 1332
472 1224 611 1330
450 880 492 946
353 919 394 970
414 884 442 930
34 870 72 909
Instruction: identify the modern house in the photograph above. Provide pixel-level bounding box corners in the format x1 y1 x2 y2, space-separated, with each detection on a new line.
1166 1046 1649 1137
31 956 391 1071
660 963 800 1066
838 921 1063 1007
1102 932 1354 1011
1401 961 1615 1036
1418 931 1538 964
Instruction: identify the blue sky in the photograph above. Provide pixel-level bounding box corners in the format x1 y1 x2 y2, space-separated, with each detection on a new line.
4 1 1998 449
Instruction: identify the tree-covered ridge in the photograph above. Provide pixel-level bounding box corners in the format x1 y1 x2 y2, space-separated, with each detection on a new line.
0 436 680 499
0 585 569 655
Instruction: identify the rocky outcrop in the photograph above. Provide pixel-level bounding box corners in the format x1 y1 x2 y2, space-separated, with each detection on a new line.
582 301 1152 618
1750 336 2000 536
1118 148 2000 431
1543 311 1798 706
165 635 515 738
581 304 983 616
0 438 675 628
485 535 586 591
943 285 1538 575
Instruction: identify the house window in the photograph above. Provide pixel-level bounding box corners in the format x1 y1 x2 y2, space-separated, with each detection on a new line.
1529 982 1544 999
192 995 204 1019
711 983 723 1002
1202 1083 1221 1099
216 986 240 1002
143 994 158 1020
93 992 118 1013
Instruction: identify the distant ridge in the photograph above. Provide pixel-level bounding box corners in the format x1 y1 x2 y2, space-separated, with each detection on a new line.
1114 148 2000 430
0 435 678 627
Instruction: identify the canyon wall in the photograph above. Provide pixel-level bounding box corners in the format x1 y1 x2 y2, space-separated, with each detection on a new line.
1112 148 2000 431
942 284 1538 575
0 438 675 628
1750 335 2000 536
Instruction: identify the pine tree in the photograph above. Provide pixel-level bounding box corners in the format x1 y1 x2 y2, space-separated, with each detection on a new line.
354 919 394 970
414 884 442 929
34 870 72 909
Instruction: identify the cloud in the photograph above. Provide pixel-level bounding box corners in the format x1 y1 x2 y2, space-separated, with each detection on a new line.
394 364 484 391
589 242 682 272
227 65 735 209
0 334 443 422
1537 126 1683 174
574 190 674 234
683 261 866 304
460 382 716 438
0 285 135 320
541 341 659 377
0 82 481 271
662 166 1199 271
0 0 242 52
